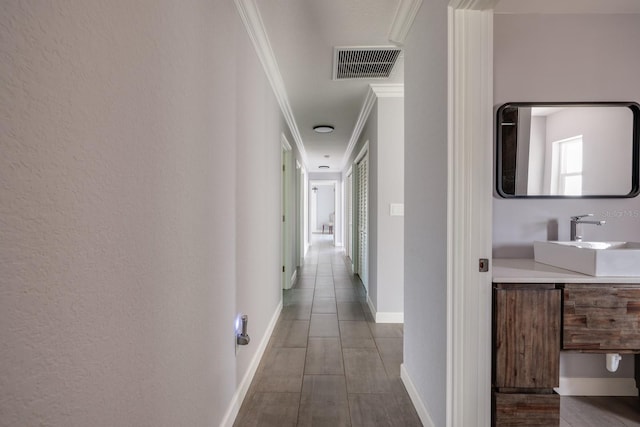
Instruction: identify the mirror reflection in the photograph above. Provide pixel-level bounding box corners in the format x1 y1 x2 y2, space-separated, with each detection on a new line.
496 103 640 198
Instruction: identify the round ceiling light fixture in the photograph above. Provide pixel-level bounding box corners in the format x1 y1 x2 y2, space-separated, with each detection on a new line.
313 125 334 133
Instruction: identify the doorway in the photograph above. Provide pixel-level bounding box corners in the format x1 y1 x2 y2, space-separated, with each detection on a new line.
309 181 337 244
297 161 308 265
345 167 354 270
354 145 369 291
281 136 293 290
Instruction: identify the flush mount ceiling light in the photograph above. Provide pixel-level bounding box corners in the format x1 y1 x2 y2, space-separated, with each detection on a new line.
313 125 334 133
318 165 330 169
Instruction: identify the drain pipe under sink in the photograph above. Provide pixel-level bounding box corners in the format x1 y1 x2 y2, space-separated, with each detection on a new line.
606 353 622 372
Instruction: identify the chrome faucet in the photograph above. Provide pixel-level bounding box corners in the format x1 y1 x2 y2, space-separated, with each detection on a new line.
570 214 606 241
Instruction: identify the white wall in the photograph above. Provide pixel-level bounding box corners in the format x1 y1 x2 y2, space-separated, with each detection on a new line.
374 97 405 317
315 185 335 231
234 14 286 396
0 1 285 425
494 13 640 386
403 0 449 425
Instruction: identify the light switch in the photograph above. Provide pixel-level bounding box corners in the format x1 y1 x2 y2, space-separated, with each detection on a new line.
390 203 404 216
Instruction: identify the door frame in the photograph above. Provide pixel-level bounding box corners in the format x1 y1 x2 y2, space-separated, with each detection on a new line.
309 180 338 241
353 142 369 290
281 134 293 290
446 2 496 426
345 166 354 271
297 160 308 264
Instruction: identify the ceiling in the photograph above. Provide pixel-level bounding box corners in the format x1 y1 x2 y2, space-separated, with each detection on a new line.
494 0 640 14
252 0 640 174
256 0 404 173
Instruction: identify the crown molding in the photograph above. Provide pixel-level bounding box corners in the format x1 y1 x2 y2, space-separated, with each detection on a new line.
341 84 404 171
280 133 292 151
388 0 424 45
449 0 500 10
340 87 377 171
371 83 405 98
494 0 640 14
234 0 308 166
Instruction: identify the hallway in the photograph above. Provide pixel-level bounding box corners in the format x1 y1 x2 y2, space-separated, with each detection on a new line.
234 235 422 426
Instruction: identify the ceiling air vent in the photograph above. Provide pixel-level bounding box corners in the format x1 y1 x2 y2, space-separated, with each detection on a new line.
333 46 402 80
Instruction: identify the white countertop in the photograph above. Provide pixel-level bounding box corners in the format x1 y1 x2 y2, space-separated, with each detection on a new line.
492 258 640 284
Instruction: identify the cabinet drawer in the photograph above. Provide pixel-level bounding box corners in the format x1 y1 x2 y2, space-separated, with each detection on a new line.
494 287 561 388
563 285 640 351
493 392 559 427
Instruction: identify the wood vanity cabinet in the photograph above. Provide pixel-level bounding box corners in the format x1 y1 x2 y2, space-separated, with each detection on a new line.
563 284 640 351
492 260 640 426
492 283 561 426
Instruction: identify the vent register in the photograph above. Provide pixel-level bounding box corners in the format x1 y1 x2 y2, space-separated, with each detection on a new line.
332 47 401 80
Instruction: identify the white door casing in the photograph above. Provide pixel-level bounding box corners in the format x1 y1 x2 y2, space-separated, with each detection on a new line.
355 145 369 290
447 2 496 427
346 167 354 269
298 162 307 264
333 182 338 246
281 135 293 290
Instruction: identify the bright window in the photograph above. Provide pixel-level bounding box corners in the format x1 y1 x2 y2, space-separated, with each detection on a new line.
551 136 583 195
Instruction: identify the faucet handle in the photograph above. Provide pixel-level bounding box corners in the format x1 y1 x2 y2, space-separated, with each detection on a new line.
571 213 594 221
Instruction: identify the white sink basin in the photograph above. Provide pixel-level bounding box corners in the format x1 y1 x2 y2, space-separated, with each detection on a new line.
533 241 640 277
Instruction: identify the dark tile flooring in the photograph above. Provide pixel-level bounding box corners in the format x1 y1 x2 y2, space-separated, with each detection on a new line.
234 235 422 427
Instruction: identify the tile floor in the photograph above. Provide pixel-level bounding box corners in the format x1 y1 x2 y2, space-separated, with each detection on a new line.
234 235 422 427
560 396 640 426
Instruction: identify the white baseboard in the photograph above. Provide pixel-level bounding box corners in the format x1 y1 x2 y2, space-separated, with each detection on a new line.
555 377 638 396
367 294 404 323
376 311 404 323
401 364 436 427
366 294 376 320
220 300 283 427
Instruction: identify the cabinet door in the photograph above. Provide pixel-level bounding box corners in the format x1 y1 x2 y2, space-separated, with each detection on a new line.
493 392 560 426
564 284 640 351
494 286 561 389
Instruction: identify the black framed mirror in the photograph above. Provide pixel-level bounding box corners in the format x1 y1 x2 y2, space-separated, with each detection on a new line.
496 102 640 198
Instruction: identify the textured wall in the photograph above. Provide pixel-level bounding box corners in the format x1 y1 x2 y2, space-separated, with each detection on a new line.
403 0 449 425
0 1 283 425
376 96 404 315
233 18 284 390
